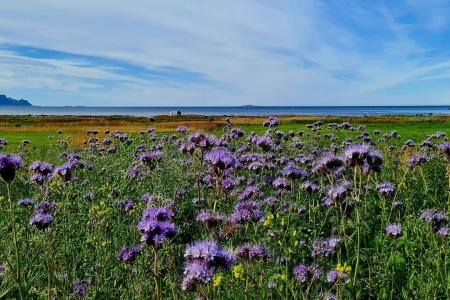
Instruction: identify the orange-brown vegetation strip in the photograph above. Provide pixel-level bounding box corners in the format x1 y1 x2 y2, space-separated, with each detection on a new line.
0 114 448 133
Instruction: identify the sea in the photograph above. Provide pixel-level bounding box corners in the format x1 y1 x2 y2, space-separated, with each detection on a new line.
0 106 448 117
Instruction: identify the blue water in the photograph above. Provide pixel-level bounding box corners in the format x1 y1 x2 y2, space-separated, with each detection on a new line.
0 106 448 116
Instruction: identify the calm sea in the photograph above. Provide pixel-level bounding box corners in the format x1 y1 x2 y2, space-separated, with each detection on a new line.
0 106 448 116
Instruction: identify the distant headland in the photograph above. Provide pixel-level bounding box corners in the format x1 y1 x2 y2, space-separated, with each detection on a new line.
0 94 32 106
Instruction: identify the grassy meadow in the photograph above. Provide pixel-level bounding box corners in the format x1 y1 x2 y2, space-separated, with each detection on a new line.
0 114 449 299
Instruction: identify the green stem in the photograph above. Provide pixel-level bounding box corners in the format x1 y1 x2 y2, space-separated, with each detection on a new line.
7 183 25 300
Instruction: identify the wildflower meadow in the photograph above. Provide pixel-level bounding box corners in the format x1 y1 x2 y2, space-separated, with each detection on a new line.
0 117 449 299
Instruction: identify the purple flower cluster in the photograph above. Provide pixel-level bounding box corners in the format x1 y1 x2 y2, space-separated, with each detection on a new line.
30 161 54 184
230 200 263 224
293 264 321 283
235 243 267 262
137 207 176 247
204 147 236 171
311 238 339 258
263 117 280 127
139 151 163 168
182 241 234 291
281 165 309 180
407 155 429 169
29 200 56 230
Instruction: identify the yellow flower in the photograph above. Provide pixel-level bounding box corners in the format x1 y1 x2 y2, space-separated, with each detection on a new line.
263 213 274 227
336 263 351 273
212 275 222 287
272 273 288 281
232 264 244 279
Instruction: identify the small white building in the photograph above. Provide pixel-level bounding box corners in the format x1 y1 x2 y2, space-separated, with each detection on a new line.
169 111 181 116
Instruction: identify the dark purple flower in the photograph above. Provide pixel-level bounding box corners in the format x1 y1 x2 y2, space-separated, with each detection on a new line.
139 151 163 168
281 165 308 180
196 210 224 229
72 278 91 295
0 154 21 183
122 199 134 212
118 245 141 262
327 180 352 202
29 212 53 230
235 243 267 262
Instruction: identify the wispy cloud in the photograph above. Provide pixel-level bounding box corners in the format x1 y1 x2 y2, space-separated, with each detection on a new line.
0 0 449 106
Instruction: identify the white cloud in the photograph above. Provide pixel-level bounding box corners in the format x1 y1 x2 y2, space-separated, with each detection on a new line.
0 0 449 105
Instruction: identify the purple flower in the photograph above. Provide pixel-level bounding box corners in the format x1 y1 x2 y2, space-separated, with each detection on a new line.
344 144 371 167
54 163 73 181
230 200 263 224
204 147 236 170
18 198 33 207
30 161 56 184
122 199 134 212
327 180 352 202
184 240 234 269
176 126 188 134
118 245 141 262
407 155 428 169
326 270 349 283
235 243 267 261
137 207 176 247
272 178 290 190
439 142 450 161
420 210 447 231
238 185 260 200
0 154 22 183
72 278 91 295
311 238 339 258
263 117 280 127
376 182 395 198
301 181 319 193
196 210 224 229
293 264 321 283
29 200 56 230
29 212 53 230
139 151 163 168
385 223 402 237
181 260 215 292
312 153 344 175
256 136 273 151
281 165 308 180
438 227 449 238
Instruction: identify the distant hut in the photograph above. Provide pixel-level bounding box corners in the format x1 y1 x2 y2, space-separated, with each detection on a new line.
169 111 181 116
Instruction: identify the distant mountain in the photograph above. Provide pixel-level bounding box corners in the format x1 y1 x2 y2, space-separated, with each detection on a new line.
0 95 32 106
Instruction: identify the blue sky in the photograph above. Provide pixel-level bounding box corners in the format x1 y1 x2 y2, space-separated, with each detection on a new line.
0 0 450 106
